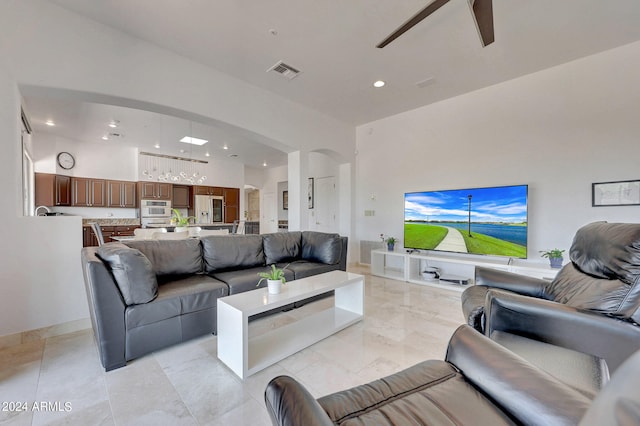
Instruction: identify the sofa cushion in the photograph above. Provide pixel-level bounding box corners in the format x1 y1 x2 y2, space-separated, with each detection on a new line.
301 231 342 265
125 274 228 329
201 235 265 273
263 231 302 264
212 266 295 295
97 243 158 305
570 221 640 284
490 330 609 398
124 239 202 276
283 260 339 280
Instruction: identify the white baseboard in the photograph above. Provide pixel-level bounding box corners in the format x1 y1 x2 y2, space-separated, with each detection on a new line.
0 318 92 349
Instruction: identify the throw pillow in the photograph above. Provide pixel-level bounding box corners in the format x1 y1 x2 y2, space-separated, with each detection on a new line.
301 231 342 265
263 232 302 264
97 243 158 305
124 239 202 276
201 235 265 272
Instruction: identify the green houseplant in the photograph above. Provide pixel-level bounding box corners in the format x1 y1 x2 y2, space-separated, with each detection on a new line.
540 248 565 269
170 209 194 232
381 235 397 251
258 264 288 294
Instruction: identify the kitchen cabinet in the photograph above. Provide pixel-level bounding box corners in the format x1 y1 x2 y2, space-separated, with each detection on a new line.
107 180 137 208
72 177 106 207
83 224 140 247
139 182 172 200
194 185 221 196
223 187 240 222
83 226 98 247
172 185 192 209
35 173 71 207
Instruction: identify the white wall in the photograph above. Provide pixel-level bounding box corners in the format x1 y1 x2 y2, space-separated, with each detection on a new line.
0 69 88 337
0 0 353 337
0 0 354 161
33 133 138 180
356 40 640 264
261 165 288 233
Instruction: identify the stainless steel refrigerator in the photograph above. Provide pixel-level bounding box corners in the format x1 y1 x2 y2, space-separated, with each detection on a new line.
194 195 224 224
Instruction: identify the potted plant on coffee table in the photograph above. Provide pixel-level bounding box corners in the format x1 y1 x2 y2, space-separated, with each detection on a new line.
170 209 194 233
258 264 288 294
540 248 565 269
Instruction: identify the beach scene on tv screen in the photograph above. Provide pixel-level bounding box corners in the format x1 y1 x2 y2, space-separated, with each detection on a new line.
404 185 528 258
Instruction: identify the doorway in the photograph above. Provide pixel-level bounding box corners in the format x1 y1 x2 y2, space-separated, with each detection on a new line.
312 176 337 233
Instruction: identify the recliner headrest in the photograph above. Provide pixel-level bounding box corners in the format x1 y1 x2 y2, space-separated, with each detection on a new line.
570 221 640 285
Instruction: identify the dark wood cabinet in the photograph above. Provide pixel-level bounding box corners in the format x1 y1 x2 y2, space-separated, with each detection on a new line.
83 226 97 247
72 178 106 207
83 224 140 247
35 173 71 206
223 187 240 222
108 180 137 208
139 182 172 200
56 175 72 206
194 185 215 196
172 185 192 208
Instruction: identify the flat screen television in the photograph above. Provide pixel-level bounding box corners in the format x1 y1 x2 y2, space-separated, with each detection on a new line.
404 184 528 258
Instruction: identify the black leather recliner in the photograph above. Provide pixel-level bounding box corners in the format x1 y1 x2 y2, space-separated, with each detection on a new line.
264 324 640 426
460 222 640 395
462 221 640 332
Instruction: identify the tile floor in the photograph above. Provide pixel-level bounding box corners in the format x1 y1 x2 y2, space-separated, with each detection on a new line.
0 268 465 425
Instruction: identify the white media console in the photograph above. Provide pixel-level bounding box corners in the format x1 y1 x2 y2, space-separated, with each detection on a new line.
371 249 560 292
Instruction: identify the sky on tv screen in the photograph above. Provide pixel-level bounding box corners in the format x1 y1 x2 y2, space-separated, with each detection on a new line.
405 185 528 223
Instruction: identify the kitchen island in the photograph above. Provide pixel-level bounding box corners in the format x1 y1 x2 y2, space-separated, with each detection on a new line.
145 221 260 234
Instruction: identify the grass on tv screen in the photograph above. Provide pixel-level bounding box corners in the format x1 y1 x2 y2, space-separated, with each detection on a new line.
404 184 528 259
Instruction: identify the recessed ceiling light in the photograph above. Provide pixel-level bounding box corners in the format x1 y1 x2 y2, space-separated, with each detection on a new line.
45 120 55 126
108 120 119 128
154 143 160 149
101 135 109 140
373 80 385 88
205 152 210 157
180 149 186 153
223 144 229 150
179 136 208 146
263 162 267 167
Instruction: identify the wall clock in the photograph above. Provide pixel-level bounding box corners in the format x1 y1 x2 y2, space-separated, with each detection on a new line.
57 151 76 170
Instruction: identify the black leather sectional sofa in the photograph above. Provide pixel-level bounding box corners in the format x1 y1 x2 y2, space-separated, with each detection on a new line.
81 231 347 371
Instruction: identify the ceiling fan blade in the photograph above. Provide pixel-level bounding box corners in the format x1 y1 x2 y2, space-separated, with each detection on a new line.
469 0 494 47
376 0 451 48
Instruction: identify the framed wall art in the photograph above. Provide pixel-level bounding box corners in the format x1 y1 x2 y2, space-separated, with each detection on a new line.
308 178 314 209
592 179 640 207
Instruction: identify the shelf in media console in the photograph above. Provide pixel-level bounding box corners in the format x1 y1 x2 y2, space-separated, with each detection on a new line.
370 249 558 288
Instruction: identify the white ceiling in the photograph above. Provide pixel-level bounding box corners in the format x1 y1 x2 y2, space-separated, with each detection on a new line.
27 0 640 166
22 95 290 168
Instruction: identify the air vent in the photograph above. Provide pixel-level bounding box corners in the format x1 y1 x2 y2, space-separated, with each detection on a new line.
267 61 301 80
109 132 124 138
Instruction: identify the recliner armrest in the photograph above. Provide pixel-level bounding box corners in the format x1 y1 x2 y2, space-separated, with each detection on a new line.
265 375 334 426
485 290 640 373
475 266 547 297
446 325 591 426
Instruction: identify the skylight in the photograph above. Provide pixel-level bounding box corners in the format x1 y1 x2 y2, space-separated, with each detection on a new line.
180 136 208 146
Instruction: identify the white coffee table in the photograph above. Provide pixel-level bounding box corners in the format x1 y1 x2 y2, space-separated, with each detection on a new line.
217 270 365 379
